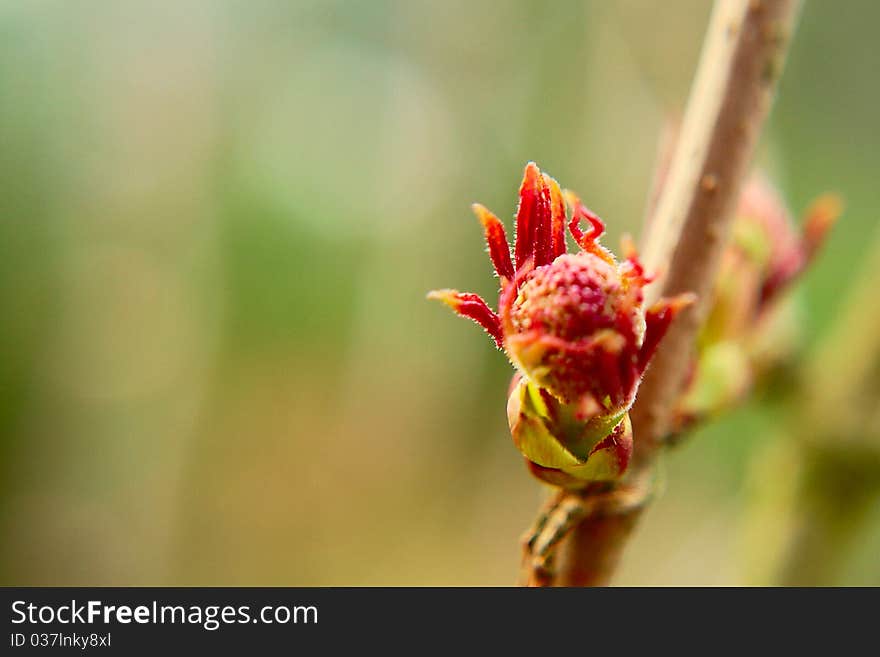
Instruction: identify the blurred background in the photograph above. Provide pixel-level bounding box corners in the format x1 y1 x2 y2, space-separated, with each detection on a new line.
1 0 878 585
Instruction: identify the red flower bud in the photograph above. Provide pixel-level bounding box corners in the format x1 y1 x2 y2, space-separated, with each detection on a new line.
672 173 841 434
430 163 691 485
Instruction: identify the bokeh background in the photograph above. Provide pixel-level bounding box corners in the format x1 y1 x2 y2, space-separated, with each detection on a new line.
1 0 878 585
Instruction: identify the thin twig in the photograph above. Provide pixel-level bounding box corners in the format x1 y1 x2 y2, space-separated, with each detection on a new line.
520 482 650 586
522 0 802 586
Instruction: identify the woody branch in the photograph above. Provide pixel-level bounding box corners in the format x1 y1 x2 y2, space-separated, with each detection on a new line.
524 0 803 586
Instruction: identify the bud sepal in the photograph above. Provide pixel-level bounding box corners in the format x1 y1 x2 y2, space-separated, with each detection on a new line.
507 376 633 488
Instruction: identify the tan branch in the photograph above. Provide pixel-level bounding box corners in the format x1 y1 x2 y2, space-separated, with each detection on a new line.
522 0 802 586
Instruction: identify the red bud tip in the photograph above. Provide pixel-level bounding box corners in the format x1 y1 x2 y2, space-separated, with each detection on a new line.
427 289 504 348
472 203 515 282
802 194 843 262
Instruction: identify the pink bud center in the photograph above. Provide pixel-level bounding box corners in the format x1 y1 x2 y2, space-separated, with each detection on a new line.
510 253 624 342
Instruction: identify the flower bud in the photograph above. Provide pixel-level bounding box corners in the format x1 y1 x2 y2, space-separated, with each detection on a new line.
430 162 690 485
503 251 646 411
672 173 841 433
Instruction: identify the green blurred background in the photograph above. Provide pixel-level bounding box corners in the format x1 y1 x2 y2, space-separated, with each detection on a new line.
1 0 877 585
